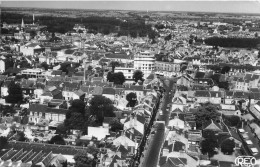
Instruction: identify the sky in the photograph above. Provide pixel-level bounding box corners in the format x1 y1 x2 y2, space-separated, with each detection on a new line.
2 1 260 14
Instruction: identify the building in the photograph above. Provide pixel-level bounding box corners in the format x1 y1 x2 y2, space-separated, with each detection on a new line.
114 67 135 80
134 51 155 78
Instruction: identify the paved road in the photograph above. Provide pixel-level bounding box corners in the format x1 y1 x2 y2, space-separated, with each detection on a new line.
139 78 175 167
140 121 165 167
159 78 175 126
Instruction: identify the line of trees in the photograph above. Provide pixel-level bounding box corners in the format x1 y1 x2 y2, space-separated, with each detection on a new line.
204 37 260 48
1 12 158 38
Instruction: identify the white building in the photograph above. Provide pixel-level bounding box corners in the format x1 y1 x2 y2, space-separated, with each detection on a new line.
20 43 42 56
0 59 5 73
134 51 155 78
114 67 135 80
20 68 45 78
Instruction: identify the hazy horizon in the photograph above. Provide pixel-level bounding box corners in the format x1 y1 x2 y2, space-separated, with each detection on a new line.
2 1 260 14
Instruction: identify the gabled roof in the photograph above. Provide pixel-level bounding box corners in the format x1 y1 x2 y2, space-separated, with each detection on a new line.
161 157 187 167
102 87 115 95
28 104 47 113
125 85 144 91
203 120 222 131
113 135 135 147
194 90 210 97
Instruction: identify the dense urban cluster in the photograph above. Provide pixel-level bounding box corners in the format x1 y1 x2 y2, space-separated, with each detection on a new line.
1 8 260 167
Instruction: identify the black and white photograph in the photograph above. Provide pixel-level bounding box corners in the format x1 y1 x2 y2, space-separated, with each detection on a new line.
1 0 260 166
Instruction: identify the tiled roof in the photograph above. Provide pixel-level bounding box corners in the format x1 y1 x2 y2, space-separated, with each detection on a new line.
51 70 62 76
102 87 115 95
209 91 221 98
28 104 47 113
125 85 144 91
45 108 68 114
233 91 246 99
63 82 80 91
194 90 210 97
105 53 130 59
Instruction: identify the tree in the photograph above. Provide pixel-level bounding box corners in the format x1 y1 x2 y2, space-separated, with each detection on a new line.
15 131 26 141
49 135 66 145
0 136 8 150
109 118 123 132
107 72 125 85
87 66 93 71
74 150 94 167
78 29 83 34
194 103 220 129
221 66 231 74
110 61 120 72
126 92 137 107
221 139 235 155
201 138 218 158
56 123 68 135
2 105 16 116
223 115 240 127
89 96 115 124
189 39 193 45
69 99 86 114
6 81 23 104
64 99 89 134
30 30 37 38
164 34 171 41
255 32 258 38
40 62 48 70
133 70 144 83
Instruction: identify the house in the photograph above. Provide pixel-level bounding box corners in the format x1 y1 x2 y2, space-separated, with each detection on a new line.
72 89 85 100
176 74 194 88
220 104 241 116
19 79 35 96
62 82 81 101
1 80 12 97
194 90 210 103
168 116 185 130
0 59 5 73
28 104 47 124
160 151 198 167
20 43 42 56
123 113 146 135
224 91 235 105
124 85 145 102
102 87 116 101
113 131 136 153
80 86 95 101
28 103 67 124
171 94 187 112
209 91 222 104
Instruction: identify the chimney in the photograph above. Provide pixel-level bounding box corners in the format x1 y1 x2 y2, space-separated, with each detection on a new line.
130 116 133 128
120 130 124 136
163 148 169 156
131 146 134 154
134 115 137 126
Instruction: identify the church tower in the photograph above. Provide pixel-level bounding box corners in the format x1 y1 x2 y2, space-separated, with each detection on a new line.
33 14 35 25
21 18 25 28
21 18 25 32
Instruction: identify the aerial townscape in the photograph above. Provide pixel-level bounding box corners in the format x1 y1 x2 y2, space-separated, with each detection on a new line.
1 1 260 167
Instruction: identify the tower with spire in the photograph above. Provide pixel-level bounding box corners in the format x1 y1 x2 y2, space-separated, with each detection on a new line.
33 14 35 25
21 18 25 28
21 18 25 32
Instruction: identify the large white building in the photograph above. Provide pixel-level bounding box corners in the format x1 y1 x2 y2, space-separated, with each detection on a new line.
134 51 155 78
